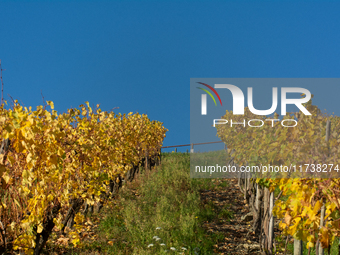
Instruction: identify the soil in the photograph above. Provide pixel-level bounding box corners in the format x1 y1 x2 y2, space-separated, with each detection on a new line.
200 179 286 255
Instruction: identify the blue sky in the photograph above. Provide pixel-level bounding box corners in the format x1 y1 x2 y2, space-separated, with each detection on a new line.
1 1 340 152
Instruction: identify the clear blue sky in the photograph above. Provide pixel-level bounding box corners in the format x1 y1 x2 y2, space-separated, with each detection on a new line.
2 1 340 152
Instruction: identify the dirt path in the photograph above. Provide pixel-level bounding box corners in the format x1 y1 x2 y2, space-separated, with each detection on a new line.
200 179 285 255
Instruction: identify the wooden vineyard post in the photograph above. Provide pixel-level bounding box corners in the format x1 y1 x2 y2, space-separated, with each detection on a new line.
261 188 274 255
255 183 260 217
145 150 149 171
255 182 260 235
294 239 303 255
244 161 249 201
158 147 161 166
244 172 248 200
262 187 269 254
268 191 274 255
317 204 325 255
316 119 331 255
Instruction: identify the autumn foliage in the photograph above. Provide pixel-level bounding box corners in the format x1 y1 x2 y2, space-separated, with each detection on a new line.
216 96 340 250
0 100 167 254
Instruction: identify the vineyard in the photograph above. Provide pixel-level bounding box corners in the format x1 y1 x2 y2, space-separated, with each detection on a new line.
0 100 167 254
1 95 340 255
216 95 340 254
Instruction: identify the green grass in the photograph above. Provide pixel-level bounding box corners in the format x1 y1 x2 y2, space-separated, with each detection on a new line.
79 152 225 254
218 206 234 221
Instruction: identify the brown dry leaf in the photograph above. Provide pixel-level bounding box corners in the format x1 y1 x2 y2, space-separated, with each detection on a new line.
284 212 292 227
56 237 70 246
86 219 94 225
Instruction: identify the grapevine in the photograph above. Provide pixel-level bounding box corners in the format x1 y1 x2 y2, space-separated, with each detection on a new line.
0 100 167 254
216 95 340 250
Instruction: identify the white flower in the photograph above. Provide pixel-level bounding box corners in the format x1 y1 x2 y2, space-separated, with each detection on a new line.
153 236 159 240
155 237 161 241
160 243 166 246
156 227 162 230
147 243 154 248
170 247 176 251
181 247 187 250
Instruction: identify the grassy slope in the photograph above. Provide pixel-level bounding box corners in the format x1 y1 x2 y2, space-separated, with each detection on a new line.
48 152 226 255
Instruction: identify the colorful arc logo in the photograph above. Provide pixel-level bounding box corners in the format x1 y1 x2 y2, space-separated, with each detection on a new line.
196 82 222 115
